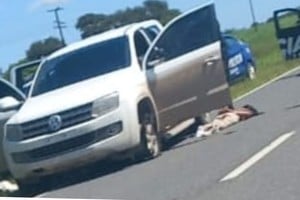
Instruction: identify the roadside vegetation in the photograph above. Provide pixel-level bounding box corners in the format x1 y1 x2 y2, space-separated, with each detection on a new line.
229 15 300 99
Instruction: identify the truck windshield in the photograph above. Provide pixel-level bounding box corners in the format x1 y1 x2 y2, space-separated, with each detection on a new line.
31 36 130 96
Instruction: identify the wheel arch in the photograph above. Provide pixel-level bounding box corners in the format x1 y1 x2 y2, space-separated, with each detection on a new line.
137 97 160 132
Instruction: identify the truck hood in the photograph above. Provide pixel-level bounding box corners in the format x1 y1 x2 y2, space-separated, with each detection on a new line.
9 68 140 124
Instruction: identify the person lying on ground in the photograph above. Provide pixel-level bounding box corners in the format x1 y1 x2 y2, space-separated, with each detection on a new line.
196 104 259 137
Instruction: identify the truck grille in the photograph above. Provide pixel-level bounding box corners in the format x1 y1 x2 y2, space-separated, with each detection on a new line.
12 122 122 163
21 103 93 140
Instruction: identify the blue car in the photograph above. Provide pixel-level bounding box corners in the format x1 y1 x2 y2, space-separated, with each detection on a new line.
222 34 256 83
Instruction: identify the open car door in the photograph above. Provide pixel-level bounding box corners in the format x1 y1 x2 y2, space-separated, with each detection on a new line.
274 8 300 60
10 59 41 96
143 2 232 129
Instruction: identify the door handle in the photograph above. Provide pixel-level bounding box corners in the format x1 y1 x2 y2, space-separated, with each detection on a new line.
204 56 221 66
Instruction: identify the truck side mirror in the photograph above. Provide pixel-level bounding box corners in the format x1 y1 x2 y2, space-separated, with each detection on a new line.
0 97 22 112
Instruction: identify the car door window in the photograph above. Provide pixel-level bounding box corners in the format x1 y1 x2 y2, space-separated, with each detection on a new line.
0 80 24 101
273 8 300 60
143 25 160 42
134 30 150 66
224 37 238 47
223 36 242 56
146 4 220 67
11 59 41 95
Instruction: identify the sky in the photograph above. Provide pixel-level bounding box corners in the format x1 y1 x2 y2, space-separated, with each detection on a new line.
1 0 299 72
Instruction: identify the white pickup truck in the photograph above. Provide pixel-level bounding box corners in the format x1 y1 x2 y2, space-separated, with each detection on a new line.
1 2 232 185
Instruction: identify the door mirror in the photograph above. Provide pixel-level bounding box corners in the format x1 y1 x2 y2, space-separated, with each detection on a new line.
0 97 22 112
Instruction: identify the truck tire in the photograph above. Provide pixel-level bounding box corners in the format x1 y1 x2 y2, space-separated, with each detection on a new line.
135 112 161 161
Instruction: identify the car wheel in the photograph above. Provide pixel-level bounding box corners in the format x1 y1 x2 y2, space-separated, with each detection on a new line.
247 64 256 80
136 112 161 160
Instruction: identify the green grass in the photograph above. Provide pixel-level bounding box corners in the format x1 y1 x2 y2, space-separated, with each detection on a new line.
229 18 300 99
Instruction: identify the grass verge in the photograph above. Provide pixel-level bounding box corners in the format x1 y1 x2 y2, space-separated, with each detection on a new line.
229 20 300 99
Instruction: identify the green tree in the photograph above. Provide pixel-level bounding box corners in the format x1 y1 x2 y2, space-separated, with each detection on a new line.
143 0 180 24
3 37 63 81
76 0 181 38
26 37 64 61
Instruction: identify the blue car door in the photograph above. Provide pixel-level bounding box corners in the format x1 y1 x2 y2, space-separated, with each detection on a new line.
223 36 246 81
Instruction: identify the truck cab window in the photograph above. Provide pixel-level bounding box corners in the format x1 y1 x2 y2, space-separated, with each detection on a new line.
144 25 160 41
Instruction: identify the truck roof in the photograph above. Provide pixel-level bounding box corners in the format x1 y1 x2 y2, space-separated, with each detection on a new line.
47 19 160 60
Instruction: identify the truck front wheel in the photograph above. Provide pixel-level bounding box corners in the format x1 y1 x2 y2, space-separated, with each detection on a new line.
136 112 161 160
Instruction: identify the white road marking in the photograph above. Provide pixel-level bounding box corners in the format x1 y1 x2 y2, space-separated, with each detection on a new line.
220 131 295 182
234 65 300 102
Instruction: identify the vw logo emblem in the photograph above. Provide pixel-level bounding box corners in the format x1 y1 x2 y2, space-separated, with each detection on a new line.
48 115 62 132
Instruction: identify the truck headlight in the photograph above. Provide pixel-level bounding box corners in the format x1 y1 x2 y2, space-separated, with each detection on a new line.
6 124 22 141
92 92 119 117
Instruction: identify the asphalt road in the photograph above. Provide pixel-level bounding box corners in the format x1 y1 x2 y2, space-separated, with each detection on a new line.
36 67 300 200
